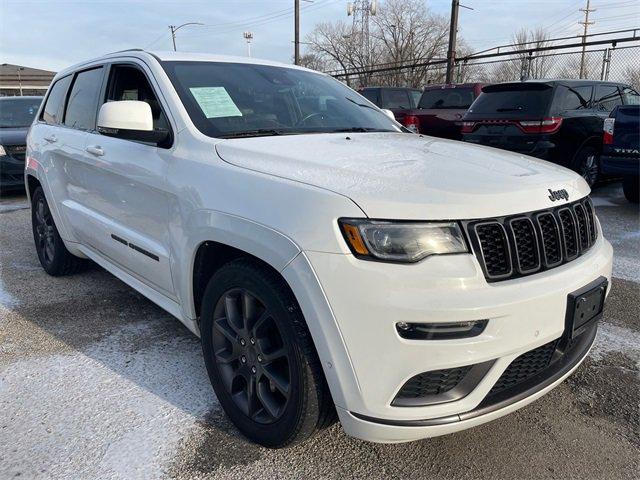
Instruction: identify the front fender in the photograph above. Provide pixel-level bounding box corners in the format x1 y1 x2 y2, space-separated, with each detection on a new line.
178 209 301 321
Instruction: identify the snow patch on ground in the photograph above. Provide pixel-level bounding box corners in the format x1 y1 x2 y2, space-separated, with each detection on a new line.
0 321 218 480
591 322 640 363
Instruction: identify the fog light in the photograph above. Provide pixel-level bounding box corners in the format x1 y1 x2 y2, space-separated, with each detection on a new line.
396 320 488 340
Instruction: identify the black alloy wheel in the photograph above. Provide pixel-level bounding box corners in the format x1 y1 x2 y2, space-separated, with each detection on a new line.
200 258 335 448
573 146 600 187
33 193 56 266
30 186 86 276
212 288 291 424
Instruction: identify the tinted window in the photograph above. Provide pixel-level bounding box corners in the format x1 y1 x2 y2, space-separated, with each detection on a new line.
162 61 400 138
557 85 592 111
382 89 411 109
409 90 422 108
64 68 103 130
0 97 42 128
41 76 72 125
419 87 475 109
621 87 640 105
360 89 380 106
466 84 553 119
104 65 169 131
594 85 622 112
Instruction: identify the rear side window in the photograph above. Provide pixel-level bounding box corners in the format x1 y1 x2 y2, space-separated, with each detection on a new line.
41 75 72 125
621 87 640 105
557 85 592 111
594 85 623 112
419 88 475 109
64 67 104 130
466 84 553 119
382 89 411 109
360 89 380 106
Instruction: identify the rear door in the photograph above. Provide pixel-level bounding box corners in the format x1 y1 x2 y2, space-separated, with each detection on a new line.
463 83 554 153
71 61 176 297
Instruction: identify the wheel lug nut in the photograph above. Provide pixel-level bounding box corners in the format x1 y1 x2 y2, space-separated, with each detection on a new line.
241 356 246 363
250 338 255 345
251 366 257 374
257 355 263 363
240 338 246 346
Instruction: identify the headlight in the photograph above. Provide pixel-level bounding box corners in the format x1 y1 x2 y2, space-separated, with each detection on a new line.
338 218 468 262
0 145 6 156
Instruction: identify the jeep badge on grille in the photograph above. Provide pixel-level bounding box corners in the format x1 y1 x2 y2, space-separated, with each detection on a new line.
548 189 569 202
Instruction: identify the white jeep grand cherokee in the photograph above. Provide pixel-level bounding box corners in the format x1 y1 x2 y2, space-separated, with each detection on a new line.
25 50 613 448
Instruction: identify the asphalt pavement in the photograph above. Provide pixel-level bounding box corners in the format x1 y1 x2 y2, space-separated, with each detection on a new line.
0 183 638 480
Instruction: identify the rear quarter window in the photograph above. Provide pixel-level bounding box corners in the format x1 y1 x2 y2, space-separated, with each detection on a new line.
466 84 553 119
554 85 593 112
594 85 623 112
41 75 72 125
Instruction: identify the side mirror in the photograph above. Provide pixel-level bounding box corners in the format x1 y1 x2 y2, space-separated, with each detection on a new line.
381 108 396 120
97 100 168 145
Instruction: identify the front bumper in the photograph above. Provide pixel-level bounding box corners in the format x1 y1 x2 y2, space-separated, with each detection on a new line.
284 232 613 443
0 154 26 190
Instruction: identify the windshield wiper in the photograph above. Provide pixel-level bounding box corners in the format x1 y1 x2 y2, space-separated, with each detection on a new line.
496 106 524 112
219 129 286 139
345 96 381 111
330 127 391 133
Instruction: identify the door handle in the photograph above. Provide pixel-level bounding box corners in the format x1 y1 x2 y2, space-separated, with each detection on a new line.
85 145 105 157
44 135 57 143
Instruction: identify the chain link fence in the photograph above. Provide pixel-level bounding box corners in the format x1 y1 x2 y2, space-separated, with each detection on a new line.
331 42 640 90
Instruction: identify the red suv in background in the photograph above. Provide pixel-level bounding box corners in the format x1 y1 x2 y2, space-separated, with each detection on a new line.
401 83 484 139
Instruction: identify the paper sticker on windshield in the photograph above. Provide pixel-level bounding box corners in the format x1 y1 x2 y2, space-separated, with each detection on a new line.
189 87 242 118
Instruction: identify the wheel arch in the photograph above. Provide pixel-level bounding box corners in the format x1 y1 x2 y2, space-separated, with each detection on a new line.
183 210 301 323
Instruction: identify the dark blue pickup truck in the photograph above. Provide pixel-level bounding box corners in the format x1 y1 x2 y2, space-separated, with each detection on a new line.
602 104 639 203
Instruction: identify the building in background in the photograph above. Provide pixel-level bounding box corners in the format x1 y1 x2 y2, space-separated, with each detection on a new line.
0 64 56 96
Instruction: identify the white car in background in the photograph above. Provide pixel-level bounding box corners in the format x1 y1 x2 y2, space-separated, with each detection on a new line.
25 50 613 448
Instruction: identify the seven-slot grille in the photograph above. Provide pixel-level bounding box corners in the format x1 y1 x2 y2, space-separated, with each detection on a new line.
468 197 597 282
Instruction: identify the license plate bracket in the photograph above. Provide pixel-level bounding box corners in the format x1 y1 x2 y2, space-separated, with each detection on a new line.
565 276 608 339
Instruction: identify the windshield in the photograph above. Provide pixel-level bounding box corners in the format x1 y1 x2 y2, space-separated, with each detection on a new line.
466 84 553 119
162 61 401 138
419 88 475 109
0 97 42 128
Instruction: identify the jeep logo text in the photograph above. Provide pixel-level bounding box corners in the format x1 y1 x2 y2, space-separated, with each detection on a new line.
548 188 569 202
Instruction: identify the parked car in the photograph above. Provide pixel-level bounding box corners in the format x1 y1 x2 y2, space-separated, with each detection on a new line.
401 83 484 139
602 104 640 203
26 51 612 448
358 86 421 122
0 96 43 192
462 80 639 186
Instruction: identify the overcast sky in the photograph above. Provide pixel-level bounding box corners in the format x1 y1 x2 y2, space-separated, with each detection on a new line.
1 0 638 72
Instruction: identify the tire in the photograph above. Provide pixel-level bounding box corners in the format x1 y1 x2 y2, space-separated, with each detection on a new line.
31 186 86 276
200 258 334 448
571 145 600 187
623 176 639 204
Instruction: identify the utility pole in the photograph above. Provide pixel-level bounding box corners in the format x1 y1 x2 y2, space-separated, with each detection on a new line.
579 0 595 79
294 0 300 65
17 67 24 96
445 0 459 84
168 22 204 51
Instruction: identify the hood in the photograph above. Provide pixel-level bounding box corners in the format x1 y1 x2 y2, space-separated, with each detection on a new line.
215 132 589 220
0 127 29 145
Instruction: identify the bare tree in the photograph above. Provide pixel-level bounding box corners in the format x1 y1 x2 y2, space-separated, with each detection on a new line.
622 65 640 90
489 28 554 82
304 0 449 87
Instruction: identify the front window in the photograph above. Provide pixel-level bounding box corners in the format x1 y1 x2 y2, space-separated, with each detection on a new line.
0 97 42 128
162 61 401 138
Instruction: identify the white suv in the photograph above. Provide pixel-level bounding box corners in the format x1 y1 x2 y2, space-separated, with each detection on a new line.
26 50 613 448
